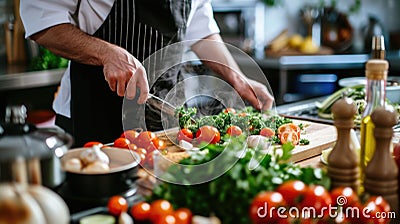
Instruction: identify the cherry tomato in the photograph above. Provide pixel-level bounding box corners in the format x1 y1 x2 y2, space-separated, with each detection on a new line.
300 185 332 217
136 131 157 148
156 214 177 224
83 141 103 148
113 137 130 149
259 127 275 138
174 208 193 224
226 125 243 136
130 201 151 221
149 199 174 223
276 180 307 206
330 186 359 208
362 197 390 224
107 196 128 216
177 128 194 143
132 147 147 165
249 191 287 224
195 125 221 145
223 108 236 114
279 131 299 145
120 129 140 143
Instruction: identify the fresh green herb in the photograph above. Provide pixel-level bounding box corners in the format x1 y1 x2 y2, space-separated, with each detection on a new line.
149 136 330 224
29 47 69 71
300 138 310 145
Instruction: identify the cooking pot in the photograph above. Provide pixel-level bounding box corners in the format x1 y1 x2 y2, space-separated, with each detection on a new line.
0 105 73 189
61 147 140 197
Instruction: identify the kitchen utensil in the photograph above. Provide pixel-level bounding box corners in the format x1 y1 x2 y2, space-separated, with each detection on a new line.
0 105 73 189
146 93 176 117
60 147 140 197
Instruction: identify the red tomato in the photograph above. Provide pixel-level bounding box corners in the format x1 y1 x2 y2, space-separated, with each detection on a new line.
259 127 275 138
107 196 128 216
226 125 243 136
249 191 287 224
223 108 236 114
276 180 307 206
130 201 151 221
146 138 166 154
133 147 147 166
330 187 359 208
174 208 193 224
113 137 130 149
136 131 157 148
155 214 177 224
279 131 299 145
83 141 103 148
362 198 390 224
300 185 332 217
120 130 140 142
177 128 194 143
195 125 221 145
149 199 174 223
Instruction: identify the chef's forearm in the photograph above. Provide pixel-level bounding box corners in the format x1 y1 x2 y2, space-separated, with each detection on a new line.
30 23 111 66
191 33 247 85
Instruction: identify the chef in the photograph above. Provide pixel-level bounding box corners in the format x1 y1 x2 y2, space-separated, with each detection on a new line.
20 0 274 146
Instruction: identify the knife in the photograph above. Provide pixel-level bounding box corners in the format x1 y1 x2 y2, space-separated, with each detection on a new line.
146 93 177 117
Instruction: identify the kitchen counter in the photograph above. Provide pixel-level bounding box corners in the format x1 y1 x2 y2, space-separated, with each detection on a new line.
0 62 65 91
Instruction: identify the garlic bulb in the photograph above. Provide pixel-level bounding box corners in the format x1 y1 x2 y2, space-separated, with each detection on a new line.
64 158 82 173
82 161 110 173
80 145 109 165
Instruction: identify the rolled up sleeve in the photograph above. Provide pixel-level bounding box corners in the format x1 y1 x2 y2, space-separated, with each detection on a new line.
20 0 79 38
185 0 220 42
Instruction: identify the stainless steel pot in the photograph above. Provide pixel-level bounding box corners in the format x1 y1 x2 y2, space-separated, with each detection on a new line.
0 105 73 189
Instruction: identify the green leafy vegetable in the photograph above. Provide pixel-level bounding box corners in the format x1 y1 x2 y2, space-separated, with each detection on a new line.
148 135 330 224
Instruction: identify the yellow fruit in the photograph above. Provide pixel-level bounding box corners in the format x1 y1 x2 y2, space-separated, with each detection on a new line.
288 34 304 48
299 36 319 53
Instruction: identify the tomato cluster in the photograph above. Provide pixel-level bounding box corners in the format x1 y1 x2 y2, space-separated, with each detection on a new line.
249 180 392 224
83 129 166 168
177 126 221 145
130 199 192 224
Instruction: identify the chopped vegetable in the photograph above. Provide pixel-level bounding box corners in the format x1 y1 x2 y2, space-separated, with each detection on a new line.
148 135 330 224
79 214 115 224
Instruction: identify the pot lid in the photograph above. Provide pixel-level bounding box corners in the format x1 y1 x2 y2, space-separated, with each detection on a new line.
0 105 73 161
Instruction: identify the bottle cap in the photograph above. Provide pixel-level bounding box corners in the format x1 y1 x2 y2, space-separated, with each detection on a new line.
365 59 388 80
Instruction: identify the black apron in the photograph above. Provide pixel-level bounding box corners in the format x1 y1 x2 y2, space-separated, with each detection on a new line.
67 0 191 146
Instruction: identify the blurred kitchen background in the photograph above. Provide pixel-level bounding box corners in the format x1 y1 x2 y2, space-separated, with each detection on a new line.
1 0 400 123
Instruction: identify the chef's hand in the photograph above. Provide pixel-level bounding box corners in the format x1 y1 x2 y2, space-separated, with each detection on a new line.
100 44 149 104
234 77 274 111
246 79 274 111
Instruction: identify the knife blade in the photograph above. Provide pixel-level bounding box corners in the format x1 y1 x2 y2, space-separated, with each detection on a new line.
146 93 177 117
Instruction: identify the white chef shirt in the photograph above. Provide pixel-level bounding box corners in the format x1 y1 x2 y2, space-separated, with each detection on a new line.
20 0 220 118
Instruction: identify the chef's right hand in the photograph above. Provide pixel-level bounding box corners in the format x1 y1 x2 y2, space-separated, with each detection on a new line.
100 44 149 104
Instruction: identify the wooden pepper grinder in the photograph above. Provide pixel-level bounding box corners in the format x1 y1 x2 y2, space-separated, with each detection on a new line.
364 107 399 214
328 97 359 191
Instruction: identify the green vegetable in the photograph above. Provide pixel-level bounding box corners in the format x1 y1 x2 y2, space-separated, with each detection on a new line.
149 135 330 224
29 47 69 71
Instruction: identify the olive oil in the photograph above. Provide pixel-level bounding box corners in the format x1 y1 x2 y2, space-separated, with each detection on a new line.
359 59 388 192
360 115 375 167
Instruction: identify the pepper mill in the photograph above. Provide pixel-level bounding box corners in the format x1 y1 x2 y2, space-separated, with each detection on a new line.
328 97 359 191
364 107 399 214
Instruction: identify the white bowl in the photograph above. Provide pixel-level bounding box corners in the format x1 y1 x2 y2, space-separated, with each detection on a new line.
339 76 400 104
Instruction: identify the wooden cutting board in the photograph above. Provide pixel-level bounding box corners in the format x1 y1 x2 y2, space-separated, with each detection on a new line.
155 120 337 164
288 120 336 163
